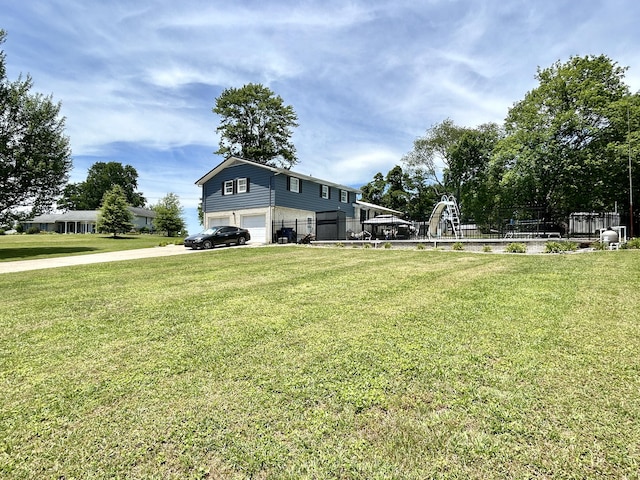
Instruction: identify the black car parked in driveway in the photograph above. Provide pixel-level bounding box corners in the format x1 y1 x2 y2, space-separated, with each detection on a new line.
184 226 251 249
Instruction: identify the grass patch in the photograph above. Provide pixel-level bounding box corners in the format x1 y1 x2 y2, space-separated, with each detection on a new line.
0 234 174 262
1 247 639 478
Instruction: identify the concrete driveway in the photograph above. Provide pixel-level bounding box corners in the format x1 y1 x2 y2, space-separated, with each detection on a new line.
0 244 206 274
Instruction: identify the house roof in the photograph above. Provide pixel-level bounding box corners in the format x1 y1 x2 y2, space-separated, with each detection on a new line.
30 210 99 223
29 207 156 224
196 156 361 193
129 207 157 218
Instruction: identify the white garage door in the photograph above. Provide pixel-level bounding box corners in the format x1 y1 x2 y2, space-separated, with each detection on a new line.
208 217 228 227
241 215 266 244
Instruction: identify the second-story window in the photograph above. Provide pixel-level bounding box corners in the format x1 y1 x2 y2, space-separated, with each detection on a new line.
289 177 300 193
340 190 348 203
223 178 249 195
321 185 329 199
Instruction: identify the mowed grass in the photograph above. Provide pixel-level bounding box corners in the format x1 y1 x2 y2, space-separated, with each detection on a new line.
1 246 639 478
0 233 175 262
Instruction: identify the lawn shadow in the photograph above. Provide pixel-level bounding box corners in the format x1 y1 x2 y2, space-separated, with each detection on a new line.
0 246 98 261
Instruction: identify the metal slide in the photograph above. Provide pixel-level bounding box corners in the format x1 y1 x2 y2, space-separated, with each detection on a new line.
427 195 462 239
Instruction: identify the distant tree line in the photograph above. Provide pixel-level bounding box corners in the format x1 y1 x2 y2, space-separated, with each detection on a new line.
362 55 640 232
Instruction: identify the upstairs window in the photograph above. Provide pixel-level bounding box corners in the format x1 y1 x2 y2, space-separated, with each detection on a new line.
340 190 348 203
237 177 248 193
288 177 300 193
321 184 330 199
222 178 249 195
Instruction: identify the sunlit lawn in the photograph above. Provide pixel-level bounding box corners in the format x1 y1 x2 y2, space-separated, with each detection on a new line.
1 245 639 478
0 233 176 262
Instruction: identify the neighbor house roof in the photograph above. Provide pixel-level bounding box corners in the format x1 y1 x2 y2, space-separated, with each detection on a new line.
129 207 157 218
29 207 156 224
196 156 361 194
30 210 99 223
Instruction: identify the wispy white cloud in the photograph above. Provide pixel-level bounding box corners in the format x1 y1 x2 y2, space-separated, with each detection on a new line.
297 142 404 188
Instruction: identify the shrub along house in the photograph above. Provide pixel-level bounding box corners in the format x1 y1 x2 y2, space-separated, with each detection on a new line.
197 156 396 243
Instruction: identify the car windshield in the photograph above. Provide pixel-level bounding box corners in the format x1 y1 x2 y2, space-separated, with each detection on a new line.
201 227 220 235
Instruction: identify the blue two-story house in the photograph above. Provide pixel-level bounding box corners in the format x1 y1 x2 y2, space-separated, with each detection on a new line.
196 156 398 243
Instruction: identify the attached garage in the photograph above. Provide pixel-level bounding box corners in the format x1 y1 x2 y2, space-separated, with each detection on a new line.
241 214 266 244
208 217 229 228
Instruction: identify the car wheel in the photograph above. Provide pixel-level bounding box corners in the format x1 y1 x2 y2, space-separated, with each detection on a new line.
203 240 213 249
238 236 246 245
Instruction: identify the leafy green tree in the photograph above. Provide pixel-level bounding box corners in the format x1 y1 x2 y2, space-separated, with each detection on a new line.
213 83 299 169
197 201 203 227
446 123 503 224
360 166 438 220
603 94 640 233
494 55 633 223
360 172 386 205
59 161 146 210
57 183 86 211
153 193 186 237
0 30 72 226
382 165 409 212
403 167 440 221
402 118 468 193
401 120 504 223
97 185 133 237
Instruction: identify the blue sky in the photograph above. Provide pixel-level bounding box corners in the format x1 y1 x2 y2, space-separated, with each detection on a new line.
4 0 640 234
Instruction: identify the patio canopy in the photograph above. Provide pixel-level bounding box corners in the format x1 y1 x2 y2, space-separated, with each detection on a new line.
362 215 412 226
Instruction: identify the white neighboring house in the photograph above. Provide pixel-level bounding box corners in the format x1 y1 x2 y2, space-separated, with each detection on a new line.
24 207 156 233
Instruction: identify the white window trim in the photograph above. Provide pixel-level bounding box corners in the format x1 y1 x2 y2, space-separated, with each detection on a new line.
290 177 300 193
224 180 234 195
340 189 348 203
321 185 329 199
237 177 248 193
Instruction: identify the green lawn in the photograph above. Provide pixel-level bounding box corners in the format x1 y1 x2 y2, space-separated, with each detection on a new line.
0 233 177 262
1 245 639 478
